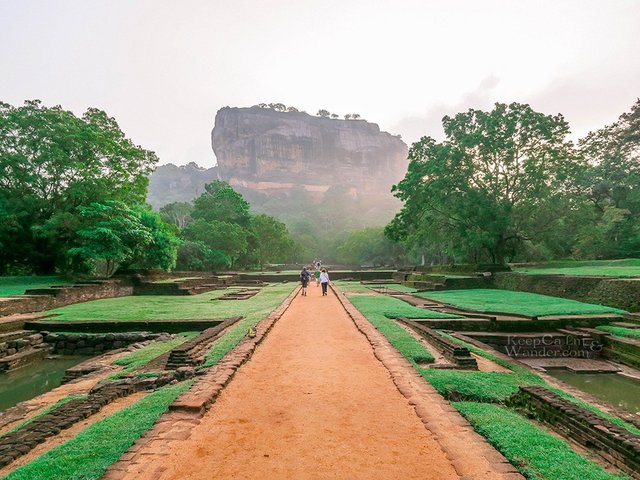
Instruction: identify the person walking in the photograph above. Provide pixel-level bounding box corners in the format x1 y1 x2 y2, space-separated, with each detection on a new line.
314 268 321 287
300 267 311 296
319 268 330 296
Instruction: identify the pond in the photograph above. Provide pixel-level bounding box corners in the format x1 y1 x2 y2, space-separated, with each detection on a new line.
547 370 640 415
0 356 90 412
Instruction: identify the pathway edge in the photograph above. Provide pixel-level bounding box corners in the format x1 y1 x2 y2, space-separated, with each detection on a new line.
331 285 524 480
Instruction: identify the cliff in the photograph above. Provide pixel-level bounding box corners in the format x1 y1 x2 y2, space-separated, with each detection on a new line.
211 107 408 196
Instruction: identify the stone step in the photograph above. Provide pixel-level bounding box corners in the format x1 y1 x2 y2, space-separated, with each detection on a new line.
610 322 640 329
0 329 36 343
0 345 52 372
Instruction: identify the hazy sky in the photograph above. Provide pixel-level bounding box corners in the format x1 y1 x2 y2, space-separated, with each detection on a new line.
1 0 639 167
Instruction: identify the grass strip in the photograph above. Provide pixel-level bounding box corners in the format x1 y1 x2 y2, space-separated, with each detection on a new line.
4 381 192 480
109 333 198 379
348 295 434 364
0 276 72 297
596 325 640 340
415 289 625 316
438 331 640 435
201 283 296 368
347 294 462 319
1 395 87 437
453 402 628 480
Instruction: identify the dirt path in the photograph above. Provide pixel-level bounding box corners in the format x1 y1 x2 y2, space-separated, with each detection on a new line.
115 285 461 479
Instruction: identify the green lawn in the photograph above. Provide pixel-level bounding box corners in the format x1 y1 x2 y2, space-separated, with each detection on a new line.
346 294 462 319
333 281 417 294
596 325 640 340
453 402 628 480
514 258 640 277
47 283 295 321
4 381 192 480
0 276 73 297
415 289 625 316
110 332 198 378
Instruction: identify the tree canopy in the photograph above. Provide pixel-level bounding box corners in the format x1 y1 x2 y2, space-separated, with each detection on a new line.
386 102 577 264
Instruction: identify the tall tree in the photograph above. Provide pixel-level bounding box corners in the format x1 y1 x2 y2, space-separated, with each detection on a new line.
0 100 157 273
386 103 577 264
192 180 251 227
251 214 295 269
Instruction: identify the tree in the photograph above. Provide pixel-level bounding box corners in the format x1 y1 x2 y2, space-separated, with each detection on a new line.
176 240 231 271
317 109 330 117
67 201 152 277
0 100 157 273
160 202 194 228
574 99 640 258
251 214 294 268
182 219 248 267
134 207 180 271
192 180 251 226
386 102 577 264
344 114 352 120
330 113 339 119
286 106 299 113
351 113 361 119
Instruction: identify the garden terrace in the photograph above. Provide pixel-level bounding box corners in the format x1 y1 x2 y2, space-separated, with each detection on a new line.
395 317 478 369
507 385 640 478
24 318 231 333
512 258 640 277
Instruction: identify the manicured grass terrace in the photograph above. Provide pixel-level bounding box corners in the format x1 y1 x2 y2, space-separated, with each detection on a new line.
514 258 640 277
4 381 192 480
333 281 417 294
596 325 640 340
110 332 198 378
0 276 73 297
416 289 625 316
47 284 294 321
454 402 628 480
346 289 637 479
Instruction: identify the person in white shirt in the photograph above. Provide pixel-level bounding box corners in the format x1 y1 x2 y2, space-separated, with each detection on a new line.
319 269 330 296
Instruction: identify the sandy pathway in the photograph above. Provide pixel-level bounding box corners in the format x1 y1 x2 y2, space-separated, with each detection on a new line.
120 285 460 479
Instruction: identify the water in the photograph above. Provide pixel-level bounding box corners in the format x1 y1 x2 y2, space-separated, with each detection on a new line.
547 370 640 415
0 356 89 412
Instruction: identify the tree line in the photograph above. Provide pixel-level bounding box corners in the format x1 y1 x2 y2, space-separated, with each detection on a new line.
0 100 295 276
385 100 640 265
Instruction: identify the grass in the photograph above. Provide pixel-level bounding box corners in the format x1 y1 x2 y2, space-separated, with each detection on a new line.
2 395 87 437
419 369 542 403
4 380 192 480
47 284 293 321
596 325 640 340
514 258 640 277
346 293 462 320
0 276 73 297
438 331 640 435
109 332 198 378
333 281 417 294
152 276 202 283
453 402 628 480
416 289 625 316
348 295 435 364
200 283 296 367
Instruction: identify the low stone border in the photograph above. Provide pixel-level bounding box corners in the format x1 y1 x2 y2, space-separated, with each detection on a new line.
165 317 242 369
26 318 227 333
507 385 640 478
331 284 524 480
0 372 189 469
396 317 478 369
169 286 300 414
44 332 173 356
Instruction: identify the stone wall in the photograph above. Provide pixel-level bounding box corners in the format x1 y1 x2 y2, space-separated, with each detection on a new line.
0 279 134 316
493 273 640 311
507 385 640 477
43 332 172 356
0 333 44 359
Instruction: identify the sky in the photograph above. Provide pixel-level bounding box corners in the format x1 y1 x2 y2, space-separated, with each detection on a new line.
1 0 639 167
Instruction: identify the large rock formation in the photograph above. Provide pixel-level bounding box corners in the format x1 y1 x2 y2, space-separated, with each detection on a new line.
147 162 219 208
211 107 408 197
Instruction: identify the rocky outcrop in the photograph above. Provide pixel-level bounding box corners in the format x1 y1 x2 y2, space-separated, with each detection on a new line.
211 107 408 196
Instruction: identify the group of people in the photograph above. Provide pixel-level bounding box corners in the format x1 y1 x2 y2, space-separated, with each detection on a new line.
300 264 329 297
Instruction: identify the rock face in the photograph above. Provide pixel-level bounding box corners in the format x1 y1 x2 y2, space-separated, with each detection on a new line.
211 107 408 196
147 162 219 208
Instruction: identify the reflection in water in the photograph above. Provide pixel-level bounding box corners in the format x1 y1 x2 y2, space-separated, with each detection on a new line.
0 356 89 412
547 370 640 414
